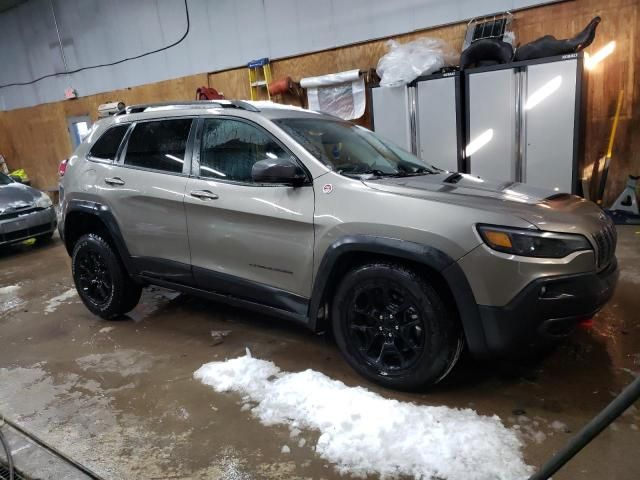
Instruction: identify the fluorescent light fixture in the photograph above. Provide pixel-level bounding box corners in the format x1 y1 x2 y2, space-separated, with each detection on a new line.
200 165 226 177
460 174 484 183
585 41 616 70
465 129 494 157
165 154 184 163
525 75 562 110
504 189 529 200
252 197 302 216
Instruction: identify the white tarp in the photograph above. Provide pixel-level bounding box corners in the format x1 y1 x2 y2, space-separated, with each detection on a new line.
301 69 365 120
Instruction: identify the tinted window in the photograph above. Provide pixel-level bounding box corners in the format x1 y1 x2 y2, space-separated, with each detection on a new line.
275 118 438 176
200 118 292 182
89 124 129 160
124 119 192 173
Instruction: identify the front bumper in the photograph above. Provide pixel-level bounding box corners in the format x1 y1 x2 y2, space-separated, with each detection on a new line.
475 258 619 356
0 206 57 245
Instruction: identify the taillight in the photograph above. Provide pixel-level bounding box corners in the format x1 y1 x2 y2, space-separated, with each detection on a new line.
58 158 68 177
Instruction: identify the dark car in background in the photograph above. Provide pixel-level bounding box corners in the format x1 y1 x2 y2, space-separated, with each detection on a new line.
0 172 57 246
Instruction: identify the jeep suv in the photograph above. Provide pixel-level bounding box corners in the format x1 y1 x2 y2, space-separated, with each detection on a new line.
58 100 618 390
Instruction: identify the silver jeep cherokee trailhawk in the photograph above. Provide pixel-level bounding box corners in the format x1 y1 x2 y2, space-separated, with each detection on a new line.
59 100 618 390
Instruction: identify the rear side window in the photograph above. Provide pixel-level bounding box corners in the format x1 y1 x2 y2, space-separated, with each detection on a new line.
89 124 129 161
124 119 192 173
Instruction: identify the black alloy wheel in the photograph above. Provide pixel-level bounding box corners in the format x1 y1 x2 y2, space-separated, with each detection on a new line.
332 262 462 390
346 280 425 375
75 249 113 307
72 233 142 319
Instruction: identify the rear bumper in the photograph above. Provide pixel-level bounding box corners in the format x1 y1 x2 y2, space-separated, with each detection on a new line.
473 258 618 356
0 206 57 245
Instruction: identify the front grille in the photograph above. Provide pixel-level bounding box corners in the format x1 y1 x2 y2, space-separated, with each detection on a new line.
0 207 43 221
593 222 617 269
0 223 52 244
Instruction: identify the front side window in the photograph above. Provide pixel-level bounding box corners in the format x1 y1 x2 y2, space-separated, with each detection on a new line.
199 118 292 183
275 118 439 178
89 124 129 161
124 119 192 173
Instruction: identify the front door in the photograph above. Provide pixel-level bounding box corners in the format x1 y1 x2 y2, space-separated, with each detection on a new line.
184 117 315 314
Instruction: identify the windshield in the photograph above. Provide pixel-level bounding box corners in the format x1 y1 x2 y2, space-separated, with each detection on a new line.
275 118 440 177
0 172 13 185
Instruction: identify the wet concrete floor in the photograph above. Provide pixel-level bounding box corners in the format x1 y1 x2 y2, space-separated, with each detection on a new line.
0 227 639 479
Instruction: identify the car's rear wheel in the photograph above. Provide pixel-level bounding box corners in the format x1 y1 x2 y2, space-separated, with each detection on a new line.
332 262 462 391
72 233 141 319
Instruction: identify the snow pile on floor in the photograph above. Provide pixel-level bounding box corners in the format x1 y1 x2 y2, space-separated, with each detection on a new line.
44 288 77 314
0 284 23 314
195 353 533 479
0 284 20 296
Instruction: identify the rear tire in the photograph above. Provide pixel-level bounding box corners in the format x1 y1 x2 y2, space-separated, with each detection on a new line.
71 233 141 319
331 262 462 391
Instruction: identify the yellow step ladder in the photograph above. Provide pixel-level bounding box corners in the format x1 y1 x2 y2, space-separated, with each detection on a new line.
248 57 272 101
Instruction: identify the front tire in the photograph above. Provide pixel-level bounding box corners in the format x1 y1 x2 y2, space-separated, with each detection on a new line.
332 262 462 391
71 233 141 319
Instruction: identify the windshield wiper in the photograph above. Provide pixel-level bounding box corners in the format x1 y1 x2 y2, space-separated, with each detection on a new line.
340 169 396 178
340 168 438 178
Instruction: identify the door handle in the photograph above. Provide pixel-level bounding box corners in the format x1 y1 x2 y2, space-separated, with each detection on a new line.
104 177 125 186
190 190 219 200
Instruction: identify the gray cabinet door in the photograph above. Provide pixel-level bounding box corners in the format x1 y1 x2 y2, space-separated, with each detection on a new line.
524 59 578 193
467 68 517 182
371 85 412 152
416 76 458 172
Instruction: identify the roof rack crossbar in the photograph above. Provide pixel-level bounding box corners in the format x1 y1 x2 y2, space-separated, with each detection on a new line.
115 100 259 115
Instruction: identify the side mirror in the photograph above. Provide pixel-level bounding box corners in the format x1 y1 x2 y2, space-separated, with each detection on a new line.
251 157 307 187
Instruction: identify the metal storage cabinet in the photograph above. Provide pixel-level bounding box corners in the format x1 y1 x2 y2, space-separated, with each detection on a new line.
415 72 464 172
465 54 583 193
466 68 517 181
524 58 581 193
371 85 413 152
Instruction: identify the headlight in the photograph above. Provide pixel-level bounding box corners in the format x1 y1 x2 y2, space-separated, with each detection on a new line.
477 224 592 258
35 193 53 209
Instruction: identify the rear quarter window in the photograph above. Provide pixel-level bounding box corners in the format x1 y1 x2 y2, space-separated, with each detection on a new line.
89 124 130 161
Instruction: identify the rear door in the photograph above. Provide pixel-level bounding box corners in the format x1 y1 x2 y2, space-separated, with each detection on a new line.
184 116 315 312
103 117 195 284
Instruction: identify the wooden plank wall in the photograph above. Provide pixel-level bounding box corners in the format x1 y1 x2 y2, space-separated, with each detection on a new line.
0 0 637 204
0 74 207 188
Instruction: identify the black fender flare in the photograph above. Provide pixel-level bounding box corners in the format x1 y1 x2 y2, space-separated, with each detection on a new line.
63 199 135 273
308 235 489 355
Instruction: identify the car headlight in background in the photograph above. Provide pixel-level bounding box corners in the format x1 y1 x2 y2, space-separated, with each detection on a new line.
477 224 592 258
35 193 53 209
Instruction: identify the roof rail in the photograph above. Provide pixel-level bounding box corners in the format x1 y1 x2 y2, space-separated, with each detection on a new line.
115 100 260 115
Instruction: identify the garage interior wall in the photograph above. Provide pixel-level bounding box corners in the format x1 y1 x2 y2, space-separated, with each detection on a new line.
0 0 637 205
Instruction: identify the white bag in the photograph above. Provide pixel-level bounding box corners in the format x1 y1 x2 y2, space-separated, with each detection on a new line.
377 38 458 87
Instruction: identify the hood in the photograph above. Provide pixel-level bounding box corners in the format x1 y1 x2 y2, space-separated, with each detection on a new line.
363 173 609 234
0 182 42 213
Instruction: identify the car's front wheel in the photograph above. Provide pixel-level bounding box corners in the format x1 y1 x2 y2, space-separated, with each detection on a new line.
332 262 462 391
71 233 141 319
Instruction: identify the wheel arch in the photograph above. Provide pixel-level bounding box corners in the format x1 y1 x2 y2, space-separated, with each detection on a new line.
63 200 134 273
308 235 489 354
